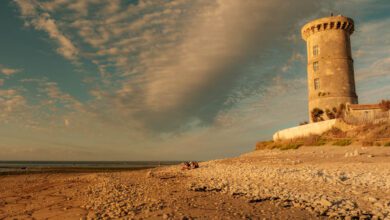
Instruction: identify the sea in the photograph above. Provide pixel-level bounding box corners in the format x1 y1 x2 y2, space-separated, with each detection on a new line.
0 161 183 175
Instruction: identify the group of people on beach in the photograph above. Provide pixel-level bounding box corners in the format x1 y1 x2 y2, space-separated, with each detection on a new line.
181 161 199 170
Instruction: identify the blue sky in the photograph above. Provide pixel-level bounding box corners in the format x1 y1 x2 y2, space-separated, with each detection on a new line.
0 0 389 161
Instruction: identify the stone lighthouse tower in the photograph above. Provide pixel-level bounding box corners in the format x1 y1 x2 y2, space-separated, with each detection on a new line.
301 15 358 122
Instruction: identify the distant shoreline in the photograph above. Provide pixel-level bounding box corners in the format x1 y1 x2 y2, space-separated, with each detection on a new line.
0 161 183 175
0 166 156 176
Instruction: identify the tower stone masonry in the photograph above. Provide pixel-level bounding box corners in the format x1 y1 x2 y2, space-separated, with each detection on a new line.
301 15 358 122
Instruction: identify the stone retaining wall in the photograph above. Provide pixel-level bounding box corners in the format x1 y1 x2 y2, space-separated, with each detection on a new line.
273 119 338 141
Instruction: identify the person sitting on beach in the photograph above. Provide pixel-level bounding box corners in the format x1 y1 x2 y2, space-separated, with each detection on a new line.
182 162 191 170
190 161 199 169
181 161 199 170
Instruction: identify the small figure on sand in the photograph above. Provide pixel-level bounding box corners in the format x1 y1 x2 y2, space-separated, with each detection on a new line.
190 161 199 169
181 161 199 170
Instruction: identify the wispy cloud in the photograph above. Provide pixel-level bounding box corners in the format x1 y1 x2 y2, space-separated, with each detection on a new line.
14 0 79 61
0 64 21 75
11 0 323 134
86 0 322 131
353 18 390 81
0 89 27 121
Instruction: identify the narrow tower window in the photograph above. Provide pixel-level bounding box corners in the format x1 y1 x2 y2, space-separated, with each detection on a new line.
313 61 319 72
313 45 319 56
314 78 320 90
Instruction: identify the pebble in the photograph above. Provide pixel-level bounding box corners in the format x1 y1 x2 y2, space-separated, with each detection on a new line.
367 197 378 203
320 199 332 208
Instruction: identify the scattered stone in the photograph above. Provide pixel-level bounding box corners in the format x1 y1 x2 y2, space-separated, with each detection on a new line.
79 147 390 219
186 148 390 219
345 150 360 157
146 171 153 178
318 199 332 208
367 197 378 203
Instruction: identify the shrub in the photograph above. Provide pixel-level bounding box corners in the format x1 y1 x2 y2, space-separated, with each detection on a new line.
384 142 390 147
324 127 346 138
359 122 390 139
336 104 346 118
280 142 303 150
311 108 324 122
325 109 336 119
271 143 283 149
255 141 274 150
256 140 304 151
303 135 327 146
379 99 390 111
362 140 374 147
332 139 352 146
299 121 309 126
374 123 390 138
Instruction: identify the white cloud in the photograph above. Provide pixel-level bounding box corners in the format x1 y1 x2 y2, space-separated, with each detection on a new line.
41 81 85 112
280 52 305 73
64 118 70 127
137 0 320 114
353 18 390 80
34 14 78 60
0 89 27 120
0 64 22 76
13 0 37 16
14 1 79 61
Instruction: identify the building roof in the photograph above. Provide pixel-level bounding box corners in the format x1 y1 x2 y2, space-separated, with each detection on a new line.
348 104 381 110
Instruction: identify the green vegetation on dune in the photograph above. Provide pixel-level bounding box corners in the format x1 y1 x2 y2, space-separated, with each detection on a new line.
332 139 352 146
280 142 303 151
303 135 327 146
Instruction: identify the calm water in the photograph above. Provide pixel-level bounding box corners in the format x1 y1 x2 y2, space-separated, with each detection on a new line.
0 161 182 174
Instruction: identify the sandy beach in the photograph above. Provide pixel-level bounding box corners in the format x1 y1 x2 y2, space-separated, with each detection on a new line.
1 145 389 219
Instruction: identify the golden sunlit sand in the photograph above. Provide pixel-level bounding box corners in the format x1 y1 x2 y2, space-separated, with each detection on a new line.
1 145 389 219
0 167 318 220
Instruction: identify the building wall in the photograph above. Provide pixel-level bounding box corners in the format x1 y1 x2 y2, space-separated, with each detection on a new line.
344 106 390 124
302 16 358 122
349 109 385 119
273 119 337 141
